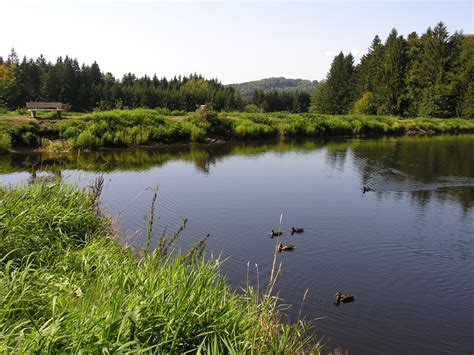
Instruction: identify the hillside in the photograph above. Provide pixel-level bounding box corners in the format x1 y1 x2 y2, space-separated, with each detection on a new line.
229 77 319 101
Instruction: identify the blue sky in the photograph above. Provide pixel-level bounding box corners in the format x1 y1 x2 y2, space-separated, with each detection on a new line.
2 1 473 83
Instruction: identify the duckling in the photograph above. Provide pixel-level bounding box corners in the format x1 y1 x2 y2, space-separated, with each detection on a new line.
269 230 283 238
277 242 295 252
362 186 372 193
334 291 355 305
291 227 304 235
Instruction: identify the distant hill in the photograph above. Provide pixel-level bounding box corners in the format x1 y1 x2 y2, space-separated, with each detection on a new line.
229 77 319 101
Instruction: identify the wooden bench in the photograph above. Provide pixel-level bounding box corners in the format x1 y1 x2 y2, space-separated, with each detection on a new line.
26 102 64 118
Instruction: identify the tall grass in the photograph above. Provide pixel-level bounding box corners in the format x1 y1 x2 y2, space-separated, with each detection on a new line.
2 108 473 151
0 181 322 353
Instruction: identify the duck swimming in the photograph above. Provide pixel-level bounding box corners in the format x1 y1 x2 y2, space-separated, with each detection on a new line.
362 186 372 193
277 242 295 252
291 227 304 235
269 230 283 238
334 291 355 305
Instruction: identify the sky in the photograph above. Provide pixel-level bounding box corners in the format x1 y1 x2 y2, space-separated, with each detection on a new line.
2 0 473 84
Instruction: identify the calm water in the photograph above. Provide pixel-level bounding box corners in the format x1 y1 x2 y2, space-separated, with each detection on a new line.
1 135 473 354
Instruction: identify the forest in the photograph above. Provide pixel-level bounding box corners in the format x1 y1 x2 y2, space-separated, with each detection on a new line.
0 55 243 112
312 22 473 118
0 22 472 117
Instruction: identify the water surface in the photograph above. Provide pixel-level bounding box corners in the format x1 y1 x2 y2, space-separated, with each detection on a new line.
1 135 473 354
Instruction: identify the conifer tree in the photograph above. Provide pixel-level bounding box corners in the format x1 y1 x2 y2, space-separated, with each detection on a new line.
376 29 408 115
418 22 459 117
458 35 474 117
310 52 355 114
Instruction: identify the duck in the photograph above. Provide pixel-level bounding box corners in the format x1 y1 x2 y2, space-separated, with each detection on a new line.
362 186 372 193
334 291 355 305
291 227 304 235
277 242 295 252
269 230 283 238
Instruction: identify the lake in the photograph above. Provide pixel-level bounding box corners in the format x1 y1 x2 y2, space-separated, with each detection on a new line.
1 135 473 354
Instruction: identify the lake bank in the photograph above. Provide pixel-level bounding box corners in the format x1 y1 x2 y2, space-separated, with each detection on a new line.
0 109 473 153
0 181 322 353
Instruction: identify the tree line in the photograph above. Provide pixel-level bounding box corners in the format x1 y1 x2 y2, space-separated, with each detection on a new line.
311 22 473 118
1 22 471 117
0 51 243 112
251 89 311 113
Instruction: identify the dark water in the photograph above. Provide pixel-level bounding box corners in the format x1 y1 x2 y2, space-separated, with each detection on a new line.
1 135 473 354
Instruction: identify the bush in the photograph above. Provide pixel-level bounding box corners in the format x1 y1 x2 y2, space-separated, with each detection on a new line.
0 132 12 153
352 92 377 115
244 104 261 113
21 131 39 147
197 104 217 120
61 126 81 139
73 131 99 150
179 120 207 142
14 107 28 115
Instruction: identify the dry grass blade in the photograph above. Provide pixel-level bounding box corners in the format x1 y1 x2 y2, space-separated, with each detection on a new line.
146 187 159 254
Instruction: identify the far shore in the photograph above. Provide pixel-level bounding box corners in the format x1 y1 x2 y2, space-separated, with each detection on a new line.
1 109 473 153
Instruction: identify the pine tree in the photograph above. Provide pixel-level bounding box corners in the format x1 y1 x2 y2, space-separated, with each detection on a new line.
418 22 459 117
405 31 424 116
376 28 408 116
354 35 384 98
458 34 474 117
310 52 355 114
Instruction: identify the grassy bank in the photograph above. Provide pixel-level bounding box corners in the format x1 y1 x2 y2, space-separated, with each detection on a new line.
0 182 321 353
0 108 473 152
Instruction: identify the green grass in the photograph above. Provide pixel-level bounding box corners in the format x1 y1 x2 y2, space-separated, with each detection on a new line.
1 109 473 151
0 182 322 353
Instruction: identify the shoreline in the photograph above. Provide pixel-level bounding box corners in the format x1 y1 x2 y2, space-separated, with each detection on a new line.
1 109 473 154
4 127 472 155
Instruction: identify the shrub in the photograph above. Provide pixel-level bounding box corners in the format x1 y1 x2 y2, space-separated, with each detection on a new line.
21 131 39 147
14 107 28 115
0 132 12 153
179 120 207 142
352 92 377 115
244 104 261 113
197 104 217 120
61 126 81 139
196 105 231 136
73 131 99 150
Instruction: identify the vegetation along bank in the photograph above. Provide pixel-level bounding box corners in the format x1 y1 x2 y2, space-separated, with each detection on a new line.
0 108 473 153
0 181 322 353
